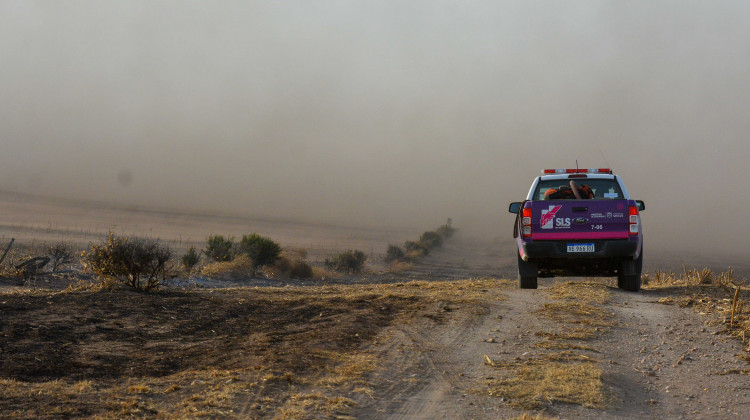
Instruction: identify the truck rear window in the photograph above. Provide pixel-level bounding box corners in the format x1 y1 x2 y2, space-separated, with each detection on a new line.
534 178 623 200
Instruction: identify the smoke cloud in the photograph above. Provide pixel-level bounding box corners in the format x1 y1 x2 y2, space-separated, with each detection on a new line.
1 1 749 259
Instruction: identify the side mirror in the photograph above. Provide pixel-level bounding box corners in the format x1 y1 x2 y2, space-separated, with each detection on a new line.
635 200 645 211
509 202 522 213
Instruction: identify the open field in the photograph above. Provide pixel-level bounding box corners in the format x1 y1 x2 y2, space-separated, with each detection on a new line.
1 193 749 419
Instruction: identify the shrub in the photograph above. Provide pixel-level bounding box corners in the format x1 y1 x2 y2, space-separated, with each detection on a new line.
204 235 236 262
419 231 443 249
46 242 75 271
289 260 313 279
404 240 429 256
326 250 367 274
81 233 172 291
384 245 405 263
181 246 200 272
274 256 292 273
239 234 281 269
436 223 457 239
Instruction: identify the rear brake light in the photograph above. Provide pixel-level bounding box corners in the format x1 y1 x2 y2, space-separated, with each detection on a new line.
522 208 532 238
628 205 639 235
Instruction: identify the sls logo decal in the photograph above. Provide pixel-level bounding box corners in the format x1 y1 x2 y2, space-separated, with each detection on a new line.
540 205 562 229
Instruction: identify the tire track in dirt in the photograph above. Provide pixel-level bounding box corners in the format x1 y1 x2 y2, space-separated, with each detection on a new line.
354 285 546 419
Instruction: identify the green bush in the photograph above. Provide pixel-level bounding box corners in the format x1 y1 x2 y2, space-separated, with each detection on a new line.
204 235 236 262
419 231 443 249
326 250 367 274
239 234 282 269
384 245 405 263
181 246 200 272
81 233 172 291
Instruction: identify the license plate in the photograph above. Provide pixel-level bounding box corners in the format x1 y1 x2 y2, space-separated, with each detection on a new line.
567 243 594 253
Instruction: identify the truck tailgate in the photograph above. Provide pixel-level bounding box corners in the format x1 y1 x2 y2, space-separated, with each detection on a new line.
532 199 630 240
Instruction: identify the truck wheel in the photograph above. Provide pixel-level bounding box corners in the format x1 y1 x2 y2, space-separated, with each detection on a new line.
519 274 538 289
619 274 641 292
517 253 538 289
618 251 643 292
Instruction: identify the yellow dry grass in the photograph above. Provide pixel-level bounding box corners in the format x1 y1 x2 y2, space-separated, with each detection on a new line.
509 414 561 420
649 267 749 354
201 254 254 278
487 280 611 411
548 281 610 305
273 393 357 419
315 351 377 387
488 361 604 410
387 260 414 273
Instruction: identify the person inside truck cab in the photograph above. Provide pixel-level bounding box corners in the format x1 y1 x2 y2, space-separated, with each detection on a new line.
543 181 594 200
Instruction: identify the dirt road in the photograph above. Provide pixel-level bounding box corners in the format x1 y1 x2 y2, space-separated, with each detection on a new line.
352 241 750 419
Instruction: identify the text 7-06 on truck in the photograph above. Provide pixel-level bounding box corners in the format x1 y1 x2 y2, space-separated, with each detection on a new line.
508 168 645 291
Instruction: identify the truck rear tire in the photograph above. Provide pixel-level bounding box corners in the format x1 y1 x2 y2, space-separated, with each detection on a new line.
519 274 538 289
618 251 643 292
618 274 641 292
518 253 538 289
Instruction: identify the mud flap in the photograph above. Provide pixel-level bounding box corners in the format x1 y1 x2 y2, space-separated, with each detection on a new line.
621 259 638 276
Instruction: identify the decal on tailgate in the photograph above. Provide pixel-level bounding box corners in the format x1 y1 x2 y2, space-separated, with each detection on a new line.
540 205 562 230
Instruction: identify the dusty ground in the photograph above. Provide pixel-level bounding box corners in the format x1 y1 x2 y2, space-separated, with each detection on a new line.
1 193 749 419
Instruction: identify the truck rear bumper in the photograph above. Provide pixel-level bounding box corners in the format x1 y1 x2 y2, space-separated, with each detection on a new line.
523 239 638 260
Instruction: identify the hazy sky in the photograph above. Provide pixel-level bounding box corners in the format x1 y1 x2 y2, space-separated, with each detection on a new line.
1 1 750 258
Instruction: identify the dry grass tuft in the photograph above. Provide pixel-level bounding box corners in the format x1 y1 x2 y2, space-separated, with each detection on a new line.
387 260 414 273
538 302 614 328
534 341 599 352
548 281 610 305
487 279 610 410
538 282 614 332
274 392 357 419
488 361 605 410
509 414 561 420
644 266 740 288
316 351 377 387
127 384 152 394
201 254 254 278
535 328 598 341
310 266 334 281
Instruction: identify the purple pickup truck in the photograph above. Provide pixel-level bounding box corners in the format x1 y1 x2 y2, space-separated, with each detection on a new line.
508 168 645 291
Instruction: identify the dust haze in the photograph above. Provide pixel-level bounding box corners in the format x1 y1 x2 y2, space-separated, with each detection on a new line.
1 2 749 260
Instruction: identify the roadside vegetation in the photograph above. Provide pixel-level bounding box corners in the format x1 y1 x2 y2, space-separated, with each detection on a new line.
0 239 81 281
646 267 749 361
384 220 457 271
199 233 318 280
326 250 367 274
81 233 174 292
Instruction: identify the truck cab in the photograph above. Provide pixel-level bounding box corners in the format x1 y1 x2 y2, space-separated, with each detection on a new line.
508 168 645 291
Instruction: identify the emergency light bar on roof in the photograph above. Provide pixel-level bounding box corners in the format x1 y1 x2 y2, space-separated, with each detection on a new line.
542 168 613 175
